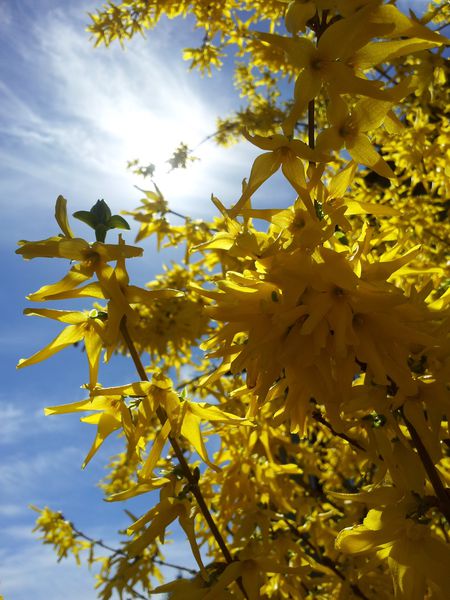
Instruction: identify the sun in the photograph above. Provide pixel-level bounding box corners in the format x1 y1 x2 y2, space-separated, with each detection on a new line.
101 94 227 213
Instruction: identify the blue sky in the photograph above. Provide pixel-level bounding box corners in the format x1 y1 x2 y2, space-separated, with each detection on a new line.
0 0 432 598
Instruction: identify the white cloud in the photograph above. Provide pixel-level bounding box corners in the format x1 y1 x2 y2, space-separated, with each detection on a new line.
0 446 79 497
0 3 255 228
0 504 26 517
0 396 76 447
0 404 23 443
0 0 12 29
0 521 196 600
0 538 97 600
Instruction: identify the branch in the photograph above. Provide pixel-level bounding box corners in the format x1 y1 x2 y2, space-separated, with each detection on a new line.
312 410 366 452
175 367 217 391
119 317 249 599
400 407 450 524
308 99 315 151
70 522 198 576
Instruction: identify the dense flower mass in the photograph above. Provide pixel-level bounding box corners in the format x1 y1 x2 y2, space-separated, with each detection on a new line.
17 1 450 599
200 216 442 434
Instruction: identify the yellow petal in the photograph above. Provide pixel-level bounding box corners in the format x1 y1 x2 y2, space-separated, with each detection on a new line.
256 32 314 69
45 396 113 416
229 152 282 217
371 4 447 43
241 560 261 600
354 39 439 70
23 308 87 324
126 285 183 306
81 412 122 468
353 97 394 133
388 555 426 600
180 407 218 470
128 500 179 555
316 128 344 153
188 402 253 425
92 241 143 261
318 13 388 61
326 94 349 127
16 237 89 260
203 561 243 599
328 162 357 199
327 62 394 101
17 324 85 369
179 509 208 579
344 200 399 217
106 479 169 502
91 381 152 398
242 131 286 151
384 110 404 134
336 524 393 554
292 68 323 115
84 326 104 391
285 1 315 34
55 195 74 238
329 486 402 506
27 265 96 302
347 133 395 179
281 156 307 193
139 419 171 479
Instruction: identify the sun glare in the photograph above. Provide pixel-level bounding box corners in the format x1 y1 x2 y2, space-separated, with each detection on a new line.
101 93 220 208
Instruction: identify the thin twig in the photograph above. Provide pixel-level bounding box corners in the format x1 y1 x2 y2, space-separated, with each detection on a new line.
374 66 397 84
401 407 450 524
312 410 366 452
70 524 149 599
71 523 198 575
308 99 315 151
175 367 217 391
434 21 449 32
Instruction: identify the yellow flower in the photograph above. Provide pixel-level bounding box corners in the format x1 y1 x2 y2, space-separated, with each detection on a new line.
17 308 105 391
259 5 443 132
228 130 327 217
200 218 439 433
337 500 450 598
284 0 317 34
316 88 412 178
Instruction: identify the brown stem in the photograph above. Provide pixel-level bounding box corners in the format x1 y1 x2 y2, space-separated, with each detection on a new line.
401 408 450 524
374 66 397 84
312 410 366 452
62 520 149 599
308 99 315 151
119 317 249 598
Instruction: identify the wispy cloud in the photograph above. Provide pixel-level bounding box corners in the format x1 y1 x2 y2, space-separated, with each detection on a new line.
0 1 257 229
0 403 23 444
0 445 82 498
0 504 26 517
0 536 97 600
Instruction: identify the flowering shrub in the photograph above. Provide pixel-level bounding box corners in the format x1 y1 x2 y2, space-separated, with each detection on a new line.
19 1 450 598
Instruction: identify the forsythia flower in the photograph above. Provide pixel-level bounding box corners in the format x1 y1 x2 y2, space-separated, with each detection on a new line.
337 499 450 598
